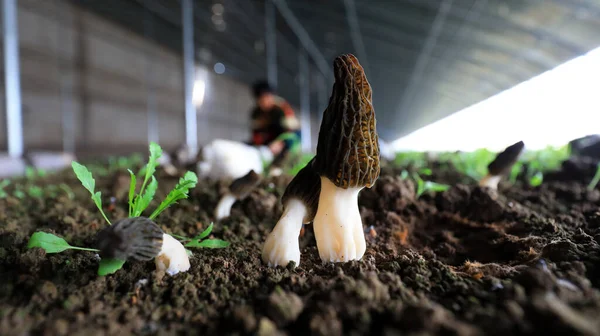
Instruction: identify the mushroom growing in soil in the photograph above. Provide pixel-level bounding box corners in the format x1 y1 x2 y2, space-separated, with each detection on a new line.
96 217 190 276
215 170 262 220
479 141 525 190
262 158 320 266
312 54 380 262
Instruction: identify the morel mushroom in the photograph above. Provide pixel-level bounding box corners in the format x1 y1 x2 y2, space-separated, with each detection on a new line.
262 158 320 267
215 170 262 220
96 217 190 275
479 141 525 190
312 54 380 262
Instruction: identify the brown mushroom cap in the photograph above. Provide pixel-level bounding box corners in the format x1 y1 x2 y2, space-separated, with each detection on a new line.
488 141 525 176
229 170 262 199
314 54 380 189
96 217 164 261
282 158 321 223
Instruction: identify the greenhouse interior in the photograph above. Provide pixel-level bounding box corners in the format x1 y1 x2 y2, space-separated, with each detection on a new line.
2 0 600 334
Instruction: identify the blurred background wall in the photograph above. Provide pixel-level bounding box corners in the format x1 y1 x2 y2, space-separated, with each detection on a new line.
0 0 315 158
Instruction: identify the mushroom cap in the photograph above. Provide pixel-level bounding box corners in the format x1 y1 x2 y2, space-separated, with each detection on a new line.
488 140 525 176
282 158 321 223
229 169 262 199
96 217 164 261
314 54 380 189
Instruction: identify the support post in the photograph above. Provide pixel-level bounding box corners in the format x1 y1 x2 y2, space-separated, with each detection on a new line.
3 0 23 157
265 0 278 88
144 0 158 144
55 1 75 154
182 0 197 153
298 47 311 152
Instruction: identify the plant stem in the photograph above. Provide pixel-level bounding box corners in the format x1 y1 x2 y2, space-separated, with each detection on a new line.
170 234 191 241
587 163 600 191
69 246 101 252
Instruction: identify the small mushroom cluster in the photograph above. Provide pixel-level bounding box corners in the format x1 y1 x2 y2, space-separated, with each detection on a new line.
262 54 380 266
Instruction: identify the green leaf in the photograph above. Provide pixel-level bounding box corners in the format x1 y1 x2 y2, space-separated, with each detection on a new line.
0 179 10 198
418 168 432 176
132 176 157 217
587 163 600 191
529 172 543 187
186 238 230 248
423 181 450 193
127 169 137 217
193 223 214 240
400 170 409 180
98 258 126 276
28 232 72 253
73 161 111 224
139 142 163 196
71 161 96 195
27 186 43 198
91 191 111 225
149 171 198 219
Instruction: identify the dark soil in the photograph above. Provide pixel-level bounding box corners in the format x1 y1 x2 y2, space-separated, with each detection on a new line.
2 160 600 336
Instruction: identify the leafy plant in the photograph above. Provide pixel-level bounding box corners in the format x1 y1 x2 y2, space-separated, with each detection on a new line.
181 223 230 248
27 186 44 199
529 172 543 187
72 161 112 225
412 173 450 198
587 162 600 191
27 142 219 277
0 179 10 198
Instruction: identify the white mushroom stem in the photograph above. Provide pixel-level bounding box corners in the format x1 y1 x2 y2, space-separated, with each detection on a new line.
155 234 191 276
479 174 502 190
313 176 366 262
262 199 306 267
215 193 237 220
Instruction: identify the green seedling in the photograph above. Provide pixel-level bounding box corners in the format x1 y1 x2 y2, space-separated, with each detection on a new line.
27 186 44 199
72 161 112 225
587 162 600 191
0 180 10 198
178 223 230 248
529 171 543 187
509 162 523 184
412 173 450 198
28 232 100 253
28 142 225 277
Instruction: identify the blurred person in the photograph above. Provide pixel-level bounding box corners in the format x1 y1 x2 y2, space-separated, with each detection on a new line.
249 80 301 168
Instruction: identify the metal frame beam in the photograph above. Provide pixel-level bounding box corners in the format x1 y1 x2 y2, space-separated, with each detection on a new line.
398 0 453 116
144 0 158 144
265 0 278 88
343 0 369 74
272 0 331 80
298 47 311 152
181 0 197 153
3 0 24 157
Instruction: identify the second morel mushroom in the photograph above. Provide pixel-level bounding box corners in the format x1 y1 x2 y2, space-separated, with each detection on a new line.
479 140 525 190
262 158 320 267
215 170 262 220
312 54 380 262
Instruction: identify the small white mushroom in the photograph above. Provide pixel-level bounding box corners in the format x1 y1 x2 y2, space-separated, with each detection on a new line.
155 233 190 276
215 170 262 220
479 141 525 190
262 160 320 267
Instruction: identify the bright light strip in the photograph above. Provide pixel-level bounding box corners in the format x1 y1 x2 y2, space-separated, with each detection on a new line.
392 47 600 152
